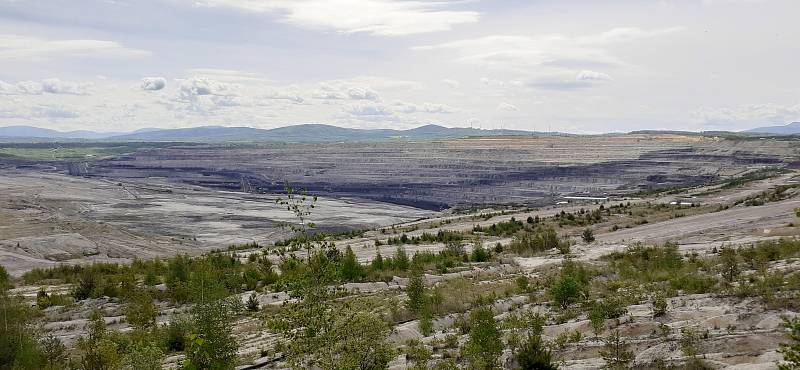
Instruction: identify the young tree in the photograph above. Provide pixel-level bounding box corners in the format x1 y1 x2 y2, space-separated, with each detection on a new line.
394 246 410 271
405 339 432 370
188 261 228 304
471 237 490 262
419 309 434 337
340 245 363 282
270 288 395 370
36 288 52 309
1 292 45 369
246 292 260 312
166 256 191 303
318 311 395 370
581 228 595 243
778 316 800 370
550 274 583 309
76 310 122 370
679 327 702 359
406 273 427 314
183 299 239 370
589 306 605 337
0 265 9 292
652 295 668 318
276 184 318 261
549 260 589 309
463 307 503 370
599 330 633 369
39 335 68 369
73 270 99 301
123 341 164 370
165 315 191 352
719 247 740 282
126 290 158 331
516 333 559 370
371 251 385 271
445 240 466 256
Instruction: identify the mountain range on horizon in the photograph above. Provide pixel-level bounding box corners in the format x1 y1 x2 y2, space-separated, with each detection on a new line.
744 121 800 135
0 124 543 142
0 121 798 142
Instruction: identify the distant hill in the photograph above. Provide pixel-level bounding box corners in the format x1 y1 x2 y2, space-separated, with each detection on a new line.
107 124 540 142
0 123 546 142
0 125 124 139
745 122 800 135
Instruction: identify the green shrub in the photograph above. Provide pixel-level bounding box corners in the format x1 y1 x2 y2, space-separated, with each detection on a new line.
406 273 428 315
550 276 583 309
126 290 158 331
779 316 800 370
516 333 559 370
76 310 122 370
510 226 566 255
394 247 410 271
549 260 591 308
670 274 717 294
164 316 191 352
599 330 633 369
340 245 363 282
471 244 490 262
246 292 259 312
405 339 432 370
123 341 164 370
581 228 595 243
462 307 502 370
182 299 239 370
0 265 9 291
652 295 668 318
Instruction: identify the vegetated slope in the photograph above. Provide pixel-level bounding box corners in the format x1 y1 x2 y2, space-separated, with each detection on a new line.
745 121 800 135
5 173 800 370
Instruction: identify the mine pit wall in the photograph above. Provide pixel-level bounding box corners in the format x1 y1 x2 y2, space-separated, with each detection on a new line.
2 137 797 211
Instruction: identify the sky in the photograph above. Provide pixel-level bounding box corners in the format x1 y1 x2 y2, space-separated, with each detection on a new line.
0 0 798 134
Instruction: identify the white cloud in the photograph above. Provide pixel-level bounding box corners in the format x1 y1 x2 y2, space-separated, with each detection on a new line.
193 0 479 36
392 100 458 114
347 99 457 118
576 70 612 81
441 79 460 88
311 82 380 101
497 102 519 111
176 77 235 101
262 89 304 103
349 103 393 116
31 105 79 119
210 95 247 107
691 103 800 127
184 68 268 82
141 77 167 91
0 34 149 60
0 79 90 95
0 100 79 120
346 86 380 100
527 70 612 90
414 27 682 82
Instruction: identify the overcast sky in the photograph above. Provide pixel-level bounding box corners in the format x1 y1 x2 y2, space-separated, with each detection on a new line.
1 0 798 133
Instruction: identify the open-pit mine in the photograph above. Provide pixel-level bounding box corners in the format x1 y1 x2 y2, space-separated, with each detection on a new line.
1 133 799 370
